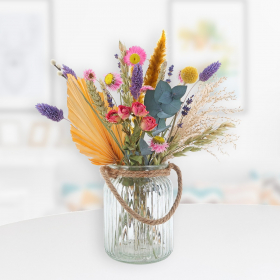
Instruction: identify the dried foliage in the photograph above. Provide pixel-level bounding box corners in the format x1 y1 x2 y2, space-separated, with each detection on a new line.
144 30 166 88
86 80 108 122
162 77 242 162
156 60 167 84
118 41 133 106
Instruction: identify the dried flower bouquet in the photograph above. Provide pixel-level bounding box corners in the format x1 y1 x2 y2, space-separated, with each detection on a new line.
36 30 241 166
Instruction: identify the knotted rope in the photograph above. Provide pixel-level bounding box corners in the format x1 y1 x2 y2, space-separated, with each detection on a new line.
100 163 182 226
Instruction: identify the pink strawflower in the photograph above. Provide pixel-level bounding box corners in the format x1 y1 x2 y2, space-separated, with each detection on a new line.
178 70 183 83
83 69 96 82
140 85 154 92
124 46 147 66
104 73 123 91
150 138 169 154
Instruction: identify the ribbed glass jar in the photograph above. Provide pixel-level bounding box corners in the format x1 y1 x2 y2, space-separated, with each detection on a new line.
103 164 173 264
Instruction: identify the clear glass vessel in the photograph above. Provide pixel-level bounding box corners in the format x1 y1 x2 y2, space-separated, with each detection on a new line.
103 164 174 264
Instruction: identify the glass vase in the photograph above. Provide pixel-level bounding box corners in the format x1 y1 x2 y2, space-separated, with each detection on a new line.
103 164 174 264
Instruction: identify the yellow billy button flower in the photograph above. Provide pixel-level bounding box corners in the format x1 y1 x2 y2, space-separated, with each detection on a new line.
105 73 114 85
152 136 165 144
129 53 141 65
180 66 198 84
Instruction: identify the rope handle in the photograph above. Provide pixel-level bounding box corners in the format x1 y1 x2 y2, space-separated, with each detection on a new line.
100 163 182 226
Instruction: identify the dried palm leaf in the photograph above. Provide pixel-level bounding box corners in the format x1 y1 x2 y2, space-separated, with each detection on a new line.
67 75 124 165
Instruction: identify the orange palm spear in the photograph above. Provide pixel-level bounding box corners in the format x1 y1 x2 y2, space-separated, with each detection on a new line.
67 75 124 165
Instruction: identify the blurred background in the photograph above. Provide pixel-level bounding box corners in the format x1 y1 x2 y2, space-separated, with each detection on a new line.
0 0 279 226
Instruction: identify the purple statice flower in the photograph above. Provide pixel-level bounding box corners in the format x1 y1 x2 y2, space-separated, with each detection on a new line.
199 61 221 82
118 62 121 68
62 64 77 80
166 79 171 84
35 103 64 122
130 63 143 99
114 54 118 59
106 93 114 108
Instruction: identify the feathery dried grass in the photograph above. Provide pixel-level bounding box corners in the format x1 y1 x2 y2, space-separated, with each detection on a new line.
144 30 166 88
156 60 167 84
163 76 242 161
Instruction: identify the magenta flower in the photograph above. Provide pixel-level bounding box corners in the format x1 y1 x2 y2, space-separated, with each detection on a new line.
140 85 154 92
124 46 147 66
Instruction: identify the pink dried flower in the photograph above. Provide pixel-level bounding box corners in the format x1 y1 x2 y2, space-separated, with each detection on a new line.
83 69 96 82
150 137 169 154
131 102 149 117
106 109 121 124
178 70 184 83
140 116 157 131
104 73 123 91
140 86 154 92
124 46 147 66
118 105 131 120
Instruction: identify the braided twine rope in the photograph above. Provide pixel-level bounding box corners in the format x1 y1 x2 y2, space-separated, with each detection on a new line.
100 163 182 226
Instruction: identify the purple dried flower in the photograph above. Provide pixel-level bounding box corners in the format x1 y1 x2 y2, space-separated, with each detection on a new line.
35 103 64 122
167 65 174 78
130 63 143 99
62 64 77 80
114 54 118 59
177 123 183 128
199 61 221 82
166 79 171 83
118 62 121 68
106 94 114 108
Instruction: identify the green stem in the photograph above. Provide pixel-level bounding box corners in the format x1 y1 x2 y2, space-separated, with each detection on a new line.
166 113 178 142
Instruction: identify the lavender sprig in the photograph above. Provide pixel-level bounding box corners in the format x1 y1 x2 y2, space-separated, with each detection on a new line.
106 93 114 108
130 63 143 99
35 103 64 122
199 61 221 82
181 95 194 116
168 65 174 76
62 64 77 80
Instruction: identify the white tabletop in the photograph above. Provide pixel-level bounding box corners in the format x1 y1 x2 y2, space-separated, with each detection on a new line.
0 204 279 280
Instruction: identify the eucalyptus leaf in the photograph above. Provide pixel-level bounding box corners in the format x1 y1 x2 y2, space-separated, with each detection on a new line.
158 91 173 104
144 90 161 118
154 81 172 103
157 118 166 129
161 99 181 116
139 138 153 155
157 111 172 119
171 85 187 100
152 125 171 136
